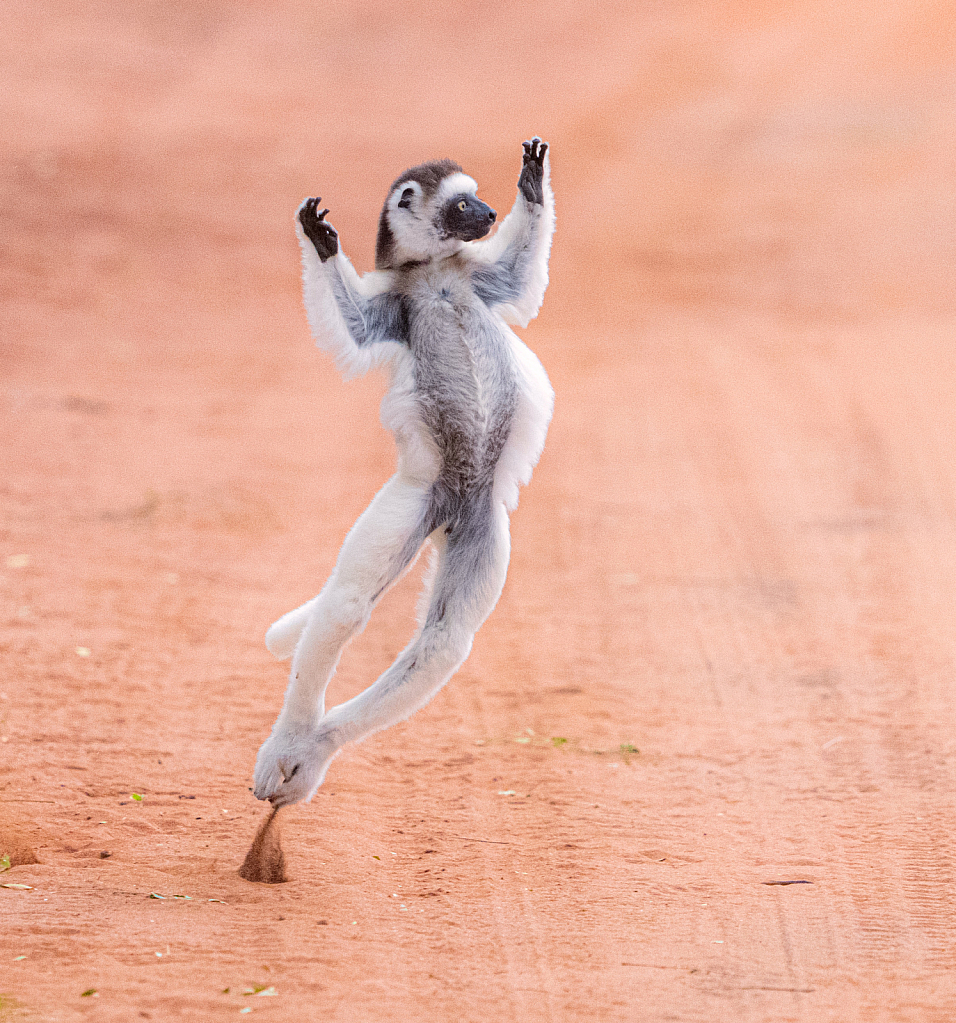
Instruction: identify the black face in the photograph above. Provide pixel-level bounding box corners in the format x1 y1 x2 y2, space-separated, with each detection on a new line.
441 193 497 241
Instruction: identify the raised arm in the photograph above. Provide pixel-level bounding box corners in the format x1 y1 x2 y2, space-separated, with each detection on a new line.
468 138 555 327
296 198 409 379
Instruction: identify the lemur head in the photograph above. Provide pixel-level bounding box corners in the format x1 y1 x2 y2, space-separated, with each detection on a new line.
375 159 497 269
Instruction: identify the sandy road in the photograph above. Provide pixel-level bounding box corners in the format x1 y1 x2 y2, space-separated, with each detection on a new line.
2 1 956 1020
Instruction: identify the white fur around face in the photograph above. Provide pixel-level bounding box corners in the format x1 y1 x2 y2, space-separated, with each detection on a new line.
389 179 423 212
436 172 478 203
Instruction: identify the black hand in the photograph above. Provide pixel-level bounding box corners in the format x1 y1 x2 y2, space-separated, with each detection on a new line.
298 197 339 261
518 137 548 205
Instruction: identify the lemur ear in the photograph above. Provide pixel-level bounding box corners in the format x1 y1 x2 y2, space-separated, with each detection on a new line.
397 187 416 209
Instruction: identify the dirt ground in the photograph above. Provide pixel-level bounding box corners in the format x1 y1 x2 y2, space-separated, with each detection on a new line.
3 1 956 1020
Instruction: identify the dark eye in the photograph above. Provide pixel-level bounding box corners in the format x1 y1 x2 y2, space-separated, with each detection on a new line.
397 187 415 209
457 200 467 211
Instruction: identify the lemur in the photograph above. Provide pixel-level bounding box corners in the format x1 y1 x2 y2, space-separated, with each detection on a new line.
253 138 555 808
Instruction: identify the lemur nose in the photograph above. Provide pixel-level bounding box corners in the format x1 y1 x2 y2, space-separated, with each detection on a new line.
488 209 497 223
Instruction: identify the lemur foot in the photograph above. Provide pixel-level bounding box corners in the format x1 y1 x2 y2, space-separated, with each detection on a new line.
297 197 339 262
253 722 339 808
518 137 548 205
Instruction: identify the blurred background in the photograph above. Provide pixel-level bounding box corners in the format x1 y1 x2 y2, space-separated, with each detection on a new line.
6 1 955 349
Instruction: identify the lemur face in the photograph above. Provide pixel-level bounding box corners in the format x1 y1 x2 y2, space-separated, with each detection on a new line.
441 192 497 242
375 159 496 269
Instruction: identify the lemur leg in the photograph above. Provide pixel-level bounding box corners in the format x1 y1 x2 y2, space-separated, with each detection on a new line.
264 475 431 732
265 478 428 660
255 498 511 807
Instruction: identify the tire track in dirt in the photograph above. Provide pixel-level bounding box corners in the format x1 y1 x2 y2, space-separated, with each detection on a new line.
670 325 956 1017
804 360 956 1005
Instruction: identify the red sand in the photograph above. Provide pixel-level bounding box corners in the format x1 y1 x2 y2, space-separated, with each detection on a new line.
3 1 956 1019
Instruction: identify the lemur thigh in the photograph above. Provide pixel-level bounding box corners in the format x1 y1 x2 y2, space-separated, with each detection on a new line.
272 476 432 727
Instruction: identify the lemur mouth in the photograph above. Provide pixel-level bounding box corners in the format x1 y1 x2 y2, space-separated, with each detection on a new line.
457 224 494 242
439 224 494 243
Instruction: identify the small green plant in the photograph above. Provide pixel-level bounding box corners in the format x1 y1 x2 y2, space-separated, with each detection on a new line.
242 983 276 996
